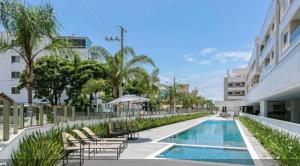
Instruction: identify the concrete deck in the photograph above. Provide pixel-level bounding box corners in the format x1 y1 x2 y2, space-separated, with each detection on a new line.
81 115 277 166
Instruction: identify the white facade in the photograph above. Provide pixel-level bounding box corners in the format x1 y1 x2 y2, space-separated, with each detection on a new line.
241 0 300 123
215 68 246 113
224 68 247 101
0 33 92 103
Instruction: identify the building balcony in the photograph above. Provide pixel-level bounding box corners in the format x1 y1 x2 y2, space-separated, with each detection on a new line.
290 25 300 44
259 35 274 66
259 63 275 81
228 87 245 91
242 43 300 106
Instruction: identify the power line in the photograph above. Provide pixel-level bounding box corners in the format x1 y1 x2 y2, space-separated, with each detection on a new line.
76 0 108 36
69 0 119 51
80 0 113 36
76 0 121 52
105 26 127 52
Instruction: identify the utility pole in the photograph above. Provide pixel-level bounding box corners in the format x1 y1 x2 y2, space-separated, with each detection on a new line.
173 77 176 113
106 26 127 97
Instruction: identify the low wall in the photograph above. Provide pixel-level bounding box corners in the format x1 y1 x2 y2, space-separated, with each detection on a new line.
0 112 201 159
240 113 300 138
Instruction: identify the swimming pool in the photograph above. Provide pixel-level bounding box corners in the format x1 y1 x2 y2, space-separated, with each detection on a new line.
160 120 246 147
157 146 254 165
157 120 253 165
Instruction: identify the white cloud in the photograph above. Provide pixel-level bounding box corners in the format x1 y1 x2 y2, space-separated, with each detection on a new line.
200 47 217 55
239 63 248 68
215 50 252 63
182 54 196 62
182 55 211 65
198 60 211 65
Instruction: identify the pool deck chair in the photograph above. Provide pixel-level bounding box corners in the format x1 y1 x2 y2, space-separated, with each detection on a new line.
126 122 139 140
109 122 124 138
82 127 128 146
64 132 121 160
62 132 84 166
72 129 125 150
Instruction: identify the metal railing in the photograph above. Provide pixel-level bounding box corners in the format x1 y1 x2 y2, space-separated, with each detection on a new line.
291 25 300 44
0 100 206 142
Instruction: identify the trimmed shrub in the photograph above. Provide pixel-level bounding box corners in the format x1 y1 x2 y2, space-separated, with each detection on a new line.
240 117 300 166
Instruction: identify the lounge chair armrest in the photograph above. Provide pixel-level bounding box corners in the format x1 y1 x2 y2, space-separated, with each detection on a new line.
68 140 86 144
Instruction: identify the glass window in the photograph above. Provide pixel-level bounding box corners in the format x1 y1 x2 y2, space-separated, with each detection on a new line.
283 32 288 44
11 56 21 63
11 72 21 79
280 0 289 14
11 87 20 94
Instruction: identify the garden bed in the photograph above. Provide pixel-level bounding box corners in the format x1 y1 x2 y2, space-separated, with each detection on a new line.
239 117 300 166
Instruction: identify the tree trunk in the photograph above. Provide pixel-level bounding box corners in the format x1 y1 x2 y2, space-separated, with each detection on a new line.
118 81 123 98
118 77 123 97
112 84 118 98
26 65 34 126
27 82 34 126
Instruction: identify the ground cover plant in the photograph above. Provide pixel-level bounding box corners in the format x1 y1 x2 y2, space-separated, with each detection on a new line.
239 117 300 166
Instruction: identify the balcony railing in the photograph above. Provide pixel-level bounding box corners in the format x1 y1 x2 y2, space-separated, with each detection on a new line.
260 63 275 81
290 25 300 44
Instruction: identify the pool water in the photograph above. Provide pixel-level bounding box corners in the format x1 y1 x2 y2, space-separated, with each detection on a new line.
157 120 253 165
158 146 254 165
160 120 246 147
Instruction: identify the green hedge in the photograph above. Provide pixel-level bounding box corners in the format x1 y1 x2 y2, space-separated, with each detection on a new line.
11 112 210 166
239 117 300 166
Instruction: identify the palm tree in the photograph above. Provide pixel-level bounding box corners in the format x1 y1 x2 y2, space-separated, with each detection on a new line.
161 84 179 109
96 46 155 98
0 0 72 125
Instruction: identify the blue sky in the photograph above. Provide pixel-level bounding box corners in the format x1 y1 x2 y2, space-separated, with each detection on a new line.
29 0 271 101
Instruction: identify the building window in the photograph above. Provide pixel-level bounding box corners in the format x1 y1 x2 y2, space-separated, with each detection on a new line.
11 87 20 94
11 56 21 63
283 32 288 45
228 83 233 87
11 72 21 79
280 0 290 15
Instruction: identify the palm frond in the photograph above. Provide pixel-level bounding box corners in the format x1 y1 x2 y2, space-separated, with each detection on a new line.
89 45 110 60
125 55 155 68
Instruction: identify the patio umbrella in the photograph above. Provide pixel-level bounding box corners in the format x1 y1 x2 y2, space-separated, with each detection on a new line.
108 95 150 117
108 95 149 105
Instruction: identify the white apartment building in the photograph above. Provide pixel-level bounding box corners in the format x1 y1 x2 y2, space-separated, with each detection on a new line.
215 68 247 114
0 33 93 103
241 0 300 123
224 68 247 101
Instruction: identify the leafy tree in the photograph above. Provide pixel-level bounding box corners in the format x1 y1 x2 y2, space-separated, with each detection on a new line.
81 79 106 107
95 46 155 98
89 45 103 61
67 56 109 105
160 84 179 108
81 79 107 95
0 0 72 111
19 55 71 105
123 79 146 95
